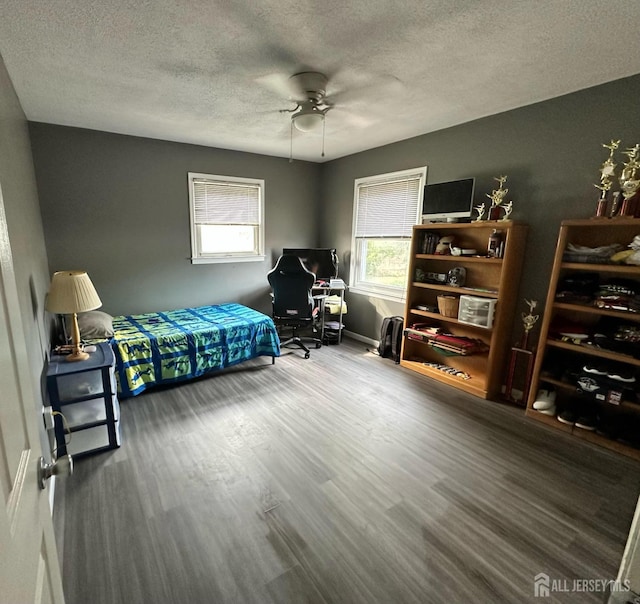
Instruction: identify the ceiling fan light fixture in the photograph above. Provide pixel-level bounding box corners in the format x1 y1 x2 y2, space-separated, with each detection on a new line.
292 107 325 132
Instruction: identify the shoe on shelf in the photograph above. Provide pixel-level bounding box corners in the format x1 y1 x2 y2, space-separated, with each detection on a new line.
582 363 608 375
575 415 597 431
606 368 636 383
538 405 556 416
557 410 577 426
576 375 603 393
533 388 557 411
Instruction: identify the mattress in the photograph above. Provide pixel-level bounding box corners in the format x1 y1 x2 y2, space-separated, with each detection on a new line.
110 303 280 398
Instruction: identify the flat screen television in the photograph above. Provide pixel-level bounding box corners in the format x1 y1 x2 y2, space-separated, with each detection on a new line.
422 178 475 222
282 248 338 281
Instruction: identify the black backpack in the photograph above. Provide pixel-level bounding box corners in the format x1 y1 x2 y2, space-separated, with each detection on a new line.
378 316 404 363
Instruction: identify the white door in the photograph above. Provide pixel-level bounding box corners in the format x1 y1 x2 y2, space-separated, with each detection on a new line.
0 185 65 602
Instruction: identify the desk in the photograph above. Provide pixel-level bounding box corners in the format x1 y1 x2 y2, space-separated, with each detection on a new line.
312 279 347 344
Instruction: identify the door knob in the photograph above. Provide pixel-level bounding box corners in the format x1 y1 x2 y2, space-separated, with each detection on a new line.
38 455 73 490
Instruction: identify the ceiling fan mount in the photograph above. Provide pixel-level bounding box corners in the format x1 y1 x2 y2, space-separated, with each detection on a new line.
283 71 332 132
289 71 328 103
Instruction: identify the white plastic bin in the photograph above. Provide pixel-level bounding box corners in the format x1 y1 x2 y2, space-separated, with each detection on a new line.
457 295 497 329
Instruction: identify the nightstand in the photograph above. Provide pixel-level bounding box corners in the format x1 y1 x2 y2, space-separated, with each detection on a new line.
46 342 121 458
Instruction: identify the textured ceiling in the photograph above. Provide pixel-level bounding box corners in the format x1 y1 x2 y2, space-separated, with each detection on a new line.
1 0 640 162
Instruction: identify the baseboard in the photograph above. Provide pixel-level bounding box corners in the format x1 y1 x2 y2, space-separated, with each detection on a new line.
343 329 378 348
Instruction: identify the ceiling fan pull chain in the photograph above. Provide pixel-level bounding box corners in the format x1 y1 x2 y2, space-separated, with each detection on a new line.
289 119 293 163
321 117 326 158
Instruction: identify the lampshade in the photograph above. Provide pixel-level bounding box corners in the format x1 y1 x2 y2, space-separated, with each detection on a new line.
45 271 102 314
292 108 325 132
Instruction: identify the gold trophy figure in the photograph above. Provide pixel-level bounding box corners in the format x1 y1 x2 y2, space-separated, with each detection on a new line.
504 299 540 404
619 144 640 216
473 202 486 222
593 139 620 217
521 299 539 347
500 201 513 221
487 175 512 220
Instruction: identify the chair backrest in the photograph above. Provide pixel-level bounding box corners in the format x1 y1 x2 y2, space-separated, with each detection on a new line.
267 254 315 321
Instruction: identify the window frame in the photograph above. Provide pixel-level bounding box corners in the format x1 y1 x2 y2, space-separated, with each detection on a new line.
349 166 427 301
188 172 266 264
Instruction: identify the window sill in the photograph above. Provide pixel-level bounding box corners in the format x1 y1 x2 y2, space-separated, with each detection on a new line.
349 286 406 303
190 255 266 265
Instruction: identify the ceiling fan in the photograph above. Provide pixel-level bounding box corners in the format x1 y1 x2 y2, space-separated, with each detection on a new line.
279 71 332 133
257 69 402 159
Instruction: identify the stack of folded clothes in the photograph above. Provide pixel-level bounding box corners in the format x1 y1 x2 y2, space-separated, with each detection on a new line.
594 279 640 313
610 233 640 265
555 272 599 304
562 242 623 263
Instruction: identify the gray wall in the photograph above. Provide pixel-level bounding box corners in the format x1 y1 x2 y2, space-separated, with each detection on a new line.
0 54 52 449
28 74 640 340
0 56 52 384
320 74 640 340
30 124 322 316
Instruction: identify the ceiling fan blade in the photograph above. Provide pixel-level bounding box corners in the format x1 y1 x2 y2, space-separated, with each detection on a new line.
329 107 377 129
255 72 306 101
326 73 404 106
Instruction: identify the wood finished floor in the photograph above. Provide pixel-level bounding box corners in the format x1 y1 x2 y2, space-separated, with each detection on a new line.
54 338 640 604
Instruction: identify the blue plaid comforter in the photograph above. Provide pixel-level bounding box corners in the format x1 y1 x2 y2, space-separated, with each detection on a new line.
110 303 280 398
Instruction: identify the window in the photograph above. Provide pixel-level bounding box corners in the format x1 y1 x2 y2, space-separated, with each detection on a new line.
350 167 427 300
188 172 265 264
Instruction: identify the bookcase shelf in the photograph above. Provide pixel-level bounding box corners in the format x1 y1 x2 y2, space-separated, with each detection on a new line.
411 282 499 297
553 301 640 323
415 254 503 264
408 308 495 331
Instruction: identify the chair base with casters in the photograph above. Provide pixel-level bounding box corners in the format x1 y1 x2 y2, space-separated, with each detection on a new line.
276 320 322 359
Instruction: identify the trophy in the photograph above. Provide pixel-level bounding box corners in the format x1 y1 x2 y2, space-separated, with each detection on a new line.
486 175 513 220
619 144 640 216
473 202 486 222
504 299 540 405
593 139 620 217
500 201 513 221
520 299 540 350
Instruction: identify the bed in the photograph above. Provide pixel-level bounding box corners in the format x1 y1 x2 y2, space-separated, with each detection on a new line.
109 303 280 398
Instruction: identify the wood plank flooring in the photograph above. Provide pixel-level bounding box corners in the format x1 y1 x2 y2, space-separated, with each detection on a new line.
53 338 640 603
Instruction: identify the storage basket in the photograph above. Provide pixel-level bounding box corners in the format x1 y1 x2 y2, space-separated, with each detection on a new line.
437 295 459 317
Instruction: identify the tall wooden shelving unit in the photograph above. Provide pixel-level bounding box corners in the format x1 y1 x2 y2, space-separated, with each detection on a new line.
400 221 528 399
526 218 640 460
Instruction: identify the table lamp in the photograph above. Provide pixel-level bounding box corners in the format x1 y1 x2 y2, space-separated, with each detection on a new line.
45 271 102 362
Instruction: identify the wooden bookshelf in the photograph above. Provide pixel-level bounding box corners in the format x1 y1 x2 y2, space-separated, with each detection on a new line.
526 218 640 460
400 221 528 399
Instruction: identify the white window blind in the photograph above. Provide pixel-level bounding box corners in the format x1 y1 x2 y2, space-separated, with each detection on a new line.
350 167 427 300
192 179 260 226
355 174 423 238
188 172 265 264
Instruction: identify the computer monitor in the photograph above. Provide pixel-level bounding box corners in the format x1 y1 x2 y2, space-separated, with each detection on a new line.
422 178 475 222
282 248 338 281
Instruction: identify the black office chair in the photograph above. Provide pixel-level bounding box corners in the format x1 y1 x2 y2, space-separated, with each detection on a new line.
267 254 322 359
